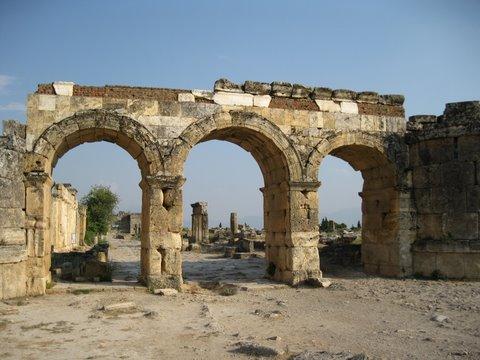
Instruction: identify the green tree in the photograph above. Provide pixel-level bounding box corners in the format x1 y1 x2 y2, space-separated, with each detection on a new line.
81 185 119 245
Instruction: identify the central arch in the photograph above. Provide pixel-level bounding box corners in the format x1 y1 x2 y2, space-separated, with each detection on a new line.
25 110 165 291
167 111 319 283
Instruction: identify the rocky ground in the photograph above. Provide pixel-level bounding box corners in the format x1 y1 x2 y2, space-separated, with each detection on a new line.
1 237 479 360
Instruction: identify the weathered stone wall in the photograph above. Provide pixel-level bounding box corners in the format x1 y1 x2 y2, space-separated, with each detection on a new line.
50 183 85 251
407 101 480 279
0 120 27 299
20 78 409 297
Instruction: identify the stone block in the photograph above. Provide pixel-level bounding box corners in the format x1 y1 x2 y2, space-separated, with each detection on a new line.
412 251 436 277
445 212 478 240
380 94 405 106
38 95 56 111
253 95 271 107
213 92 253 107
0 228 25 246
126 99 159 115
0 245 27 263
436 253 465 278
178 93 195 102
0 208 24 228
192 89 214 101
314 99 340 112
0 261 27 299
291 84 311 99
357 91 379 103
271 82 292 97
244 81 270 95
464 253 480 278
340 101 358 114
214 78 242 93
311 87 332 100
332 89 356 101
53 81 74 96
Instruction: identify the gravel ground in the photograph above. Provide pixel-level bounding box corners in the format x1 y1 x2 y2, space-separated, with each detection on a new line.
0 237 479 360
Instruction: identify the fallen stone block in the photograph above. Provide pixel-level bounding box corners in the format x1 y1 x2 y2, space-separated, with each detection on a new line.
102 302 136 312
153 288 178 296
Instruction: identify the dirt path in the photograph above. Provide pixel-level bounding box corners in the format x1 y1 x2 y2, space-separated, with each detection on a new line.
1 238 479 359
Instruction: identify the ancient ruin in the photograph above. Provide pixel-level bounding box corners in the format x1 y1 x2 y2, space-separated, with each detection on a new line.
0 78 479 300
190 202 209 244
50 183 87 251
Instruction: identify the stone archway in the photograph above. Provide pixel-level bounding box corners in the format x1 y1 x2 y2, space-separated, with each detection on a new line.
24 110 170 293
307 132 413 277
165 110 321 284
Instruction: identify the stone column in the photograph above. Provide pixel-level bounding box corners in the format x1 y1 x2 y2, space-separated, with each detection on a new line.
140 174 185 290
191 202 208 244
77 205 87 246
24 171 53 296
230 212 238 241
264 180 321 285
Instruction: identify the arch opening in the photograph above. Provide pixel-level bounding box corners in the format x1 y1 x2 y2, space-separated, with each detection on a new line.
51 141 142 284
317 143 400 277
177 120 299 283
26 111 164 288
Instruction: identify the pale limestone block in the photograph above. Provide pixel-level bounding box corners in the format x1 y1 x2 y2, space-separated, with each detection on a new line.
253 95 271 107
0 245 27 264
192 89 213 101
38 95 56 111
53 81 75 96
315 99 340 112
178 93 195 102
360 115 376 131
213 91 253 107
309 112 324 128
126 99 158 116
340 101 358 114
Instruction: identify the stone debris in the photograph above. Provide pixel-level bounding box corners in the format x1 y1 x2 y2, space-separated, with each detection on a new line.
292 350 369 360
102 302 136 312
153 288 178 296
230 341 284 357
431 313 449 323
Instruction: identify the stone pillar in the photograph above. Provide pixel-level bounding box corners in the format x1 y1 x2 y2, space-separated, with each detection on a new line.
140 174 185 290
191 202 208 244
264 181 321 285
77 205 87 246
24 171 53 296
230 212 238 241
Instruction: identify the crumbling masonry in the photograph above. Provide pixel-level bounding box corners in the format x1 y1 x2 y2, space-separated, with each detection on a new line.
0 79 479 299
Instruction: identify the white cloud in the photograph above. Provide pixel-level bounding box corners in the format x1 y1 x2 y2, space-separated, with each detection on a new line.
0 75 14 92
0 102 25 111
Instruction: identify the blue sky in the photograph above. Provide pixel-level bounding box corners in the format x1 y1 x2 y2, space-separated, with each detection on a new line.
1 1 479 227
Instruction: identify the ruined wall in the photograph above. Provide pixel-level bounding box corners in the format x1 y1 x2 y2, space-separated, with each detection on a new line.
0 120 27 299
51 183 84 251
22 78 408 294
129 213 141 237
408 101 480 279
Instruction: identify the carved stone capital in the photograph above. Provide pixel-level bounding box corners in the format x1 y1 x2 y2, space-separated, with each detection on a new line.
23 171 52 187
